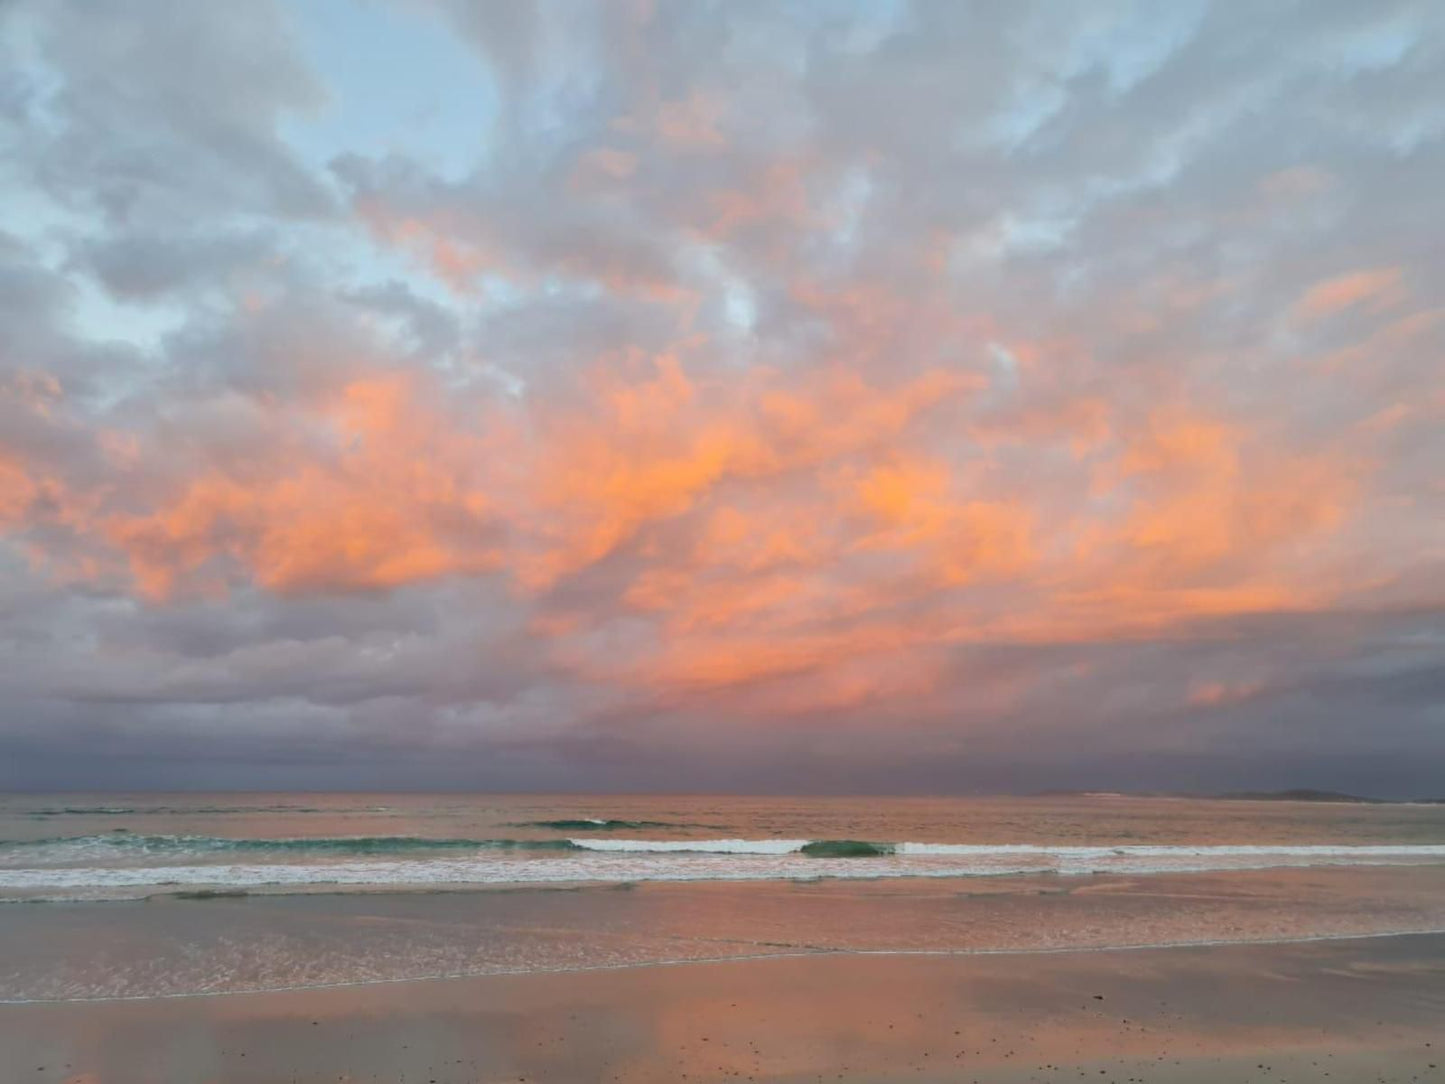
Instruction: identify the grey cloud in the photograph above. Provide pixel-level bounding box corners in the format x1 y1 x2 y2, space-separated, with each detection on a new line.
344 280 462 360
10 0 334 224
71 229 279 301
0 0 1442 793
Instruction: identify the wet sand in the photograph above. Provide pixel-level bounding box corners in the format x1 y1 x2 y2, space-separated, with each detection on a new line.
4 931 1444 1083
7 866 1445 1000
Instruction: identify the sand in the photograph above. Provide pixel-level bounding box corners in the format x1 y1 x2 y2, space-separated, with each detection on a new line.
8 866 1445 1001
3 931 1443 1083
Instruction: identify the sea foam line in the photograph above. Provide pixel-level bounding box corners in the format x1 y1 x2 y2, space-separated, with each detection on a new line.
11 835 1445 861
566 840 1445 857
5 843 1445 893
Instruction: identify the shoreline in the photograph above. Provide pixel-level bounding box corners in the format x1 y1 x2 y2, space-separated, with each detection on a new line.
6 930 1443 1083
8 865 1445 1004
6 925 1445 1007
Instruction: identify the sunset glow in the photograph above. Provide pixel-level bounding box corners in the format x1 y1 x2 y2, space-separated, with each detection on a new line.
1 1 1441 793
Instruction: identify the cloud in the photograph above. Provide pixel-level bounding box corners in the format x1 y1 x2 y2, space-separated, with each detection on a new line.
4 0 332 224
0 0 1442 792
1296 267 1406 319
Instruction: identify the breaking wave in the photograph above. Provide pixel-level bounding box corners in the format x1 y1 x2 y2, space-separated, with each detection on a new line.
5 838 1445 899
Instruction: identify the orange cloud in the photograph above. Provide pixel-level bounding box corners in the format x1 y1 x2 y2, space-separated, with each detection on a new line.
517 356 976 588
631 623 919 694
0 453 39 527
0 337 1379 719
98 374 503 599
1107 407 1353 578
852 457 1034 585
1188 679 1265 707
1296 267 1404 319
694 503 819 573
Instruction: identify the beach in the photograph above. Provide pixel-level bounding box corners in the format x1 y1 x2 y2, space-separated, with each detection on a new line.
5 796 1445 1080
6 0 1444 1075
4 928 1443 1083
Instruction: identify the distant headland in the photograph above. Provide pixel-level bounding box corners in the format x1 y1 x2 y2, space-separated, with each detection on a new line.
1035 788 1445 805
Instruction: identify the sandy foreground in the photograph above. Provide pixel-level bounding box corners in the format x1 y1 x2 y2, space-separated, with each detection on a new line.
1 930 1442 1083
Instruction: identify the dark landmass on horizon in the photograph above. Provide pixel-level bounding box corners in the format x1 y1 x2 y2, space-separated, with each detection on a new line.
5 787 1445 803
1035 787 1445 805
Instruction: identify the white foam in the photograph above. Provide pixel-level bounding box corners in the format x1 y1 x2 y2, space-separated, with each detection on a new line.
894 843 1445 858
3 843 1445 897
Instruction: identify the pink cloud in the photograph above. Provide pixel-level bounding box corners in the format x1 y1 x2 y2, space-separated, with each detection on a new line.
1296 267 1404 319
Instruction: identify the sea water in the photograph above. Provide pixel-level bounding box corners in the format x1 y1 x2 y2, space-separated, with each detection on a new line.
3 791 1445 900
5 793 1445 1001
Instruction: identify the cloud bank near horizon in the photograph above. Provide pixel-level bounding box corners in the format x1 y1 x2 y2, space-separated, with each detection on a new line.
1 0 1442 793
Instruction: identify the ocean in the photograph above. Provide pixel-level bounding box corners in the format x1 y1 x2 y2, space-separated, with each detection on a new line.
6 792 1445 1002
4 791 1445 901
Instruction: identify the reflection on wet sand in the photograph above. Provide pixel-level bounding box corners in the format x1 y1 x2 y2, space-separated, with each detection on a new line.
5 933 1445 1083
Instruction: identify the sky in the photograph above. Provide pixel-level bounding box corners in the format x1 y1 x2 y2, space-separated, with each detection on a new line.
0 0 1442 795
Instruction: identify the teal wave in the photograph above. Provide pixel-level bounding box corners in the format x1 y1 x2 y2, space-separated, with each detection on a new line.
1 835 583 854
799 840 896 857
